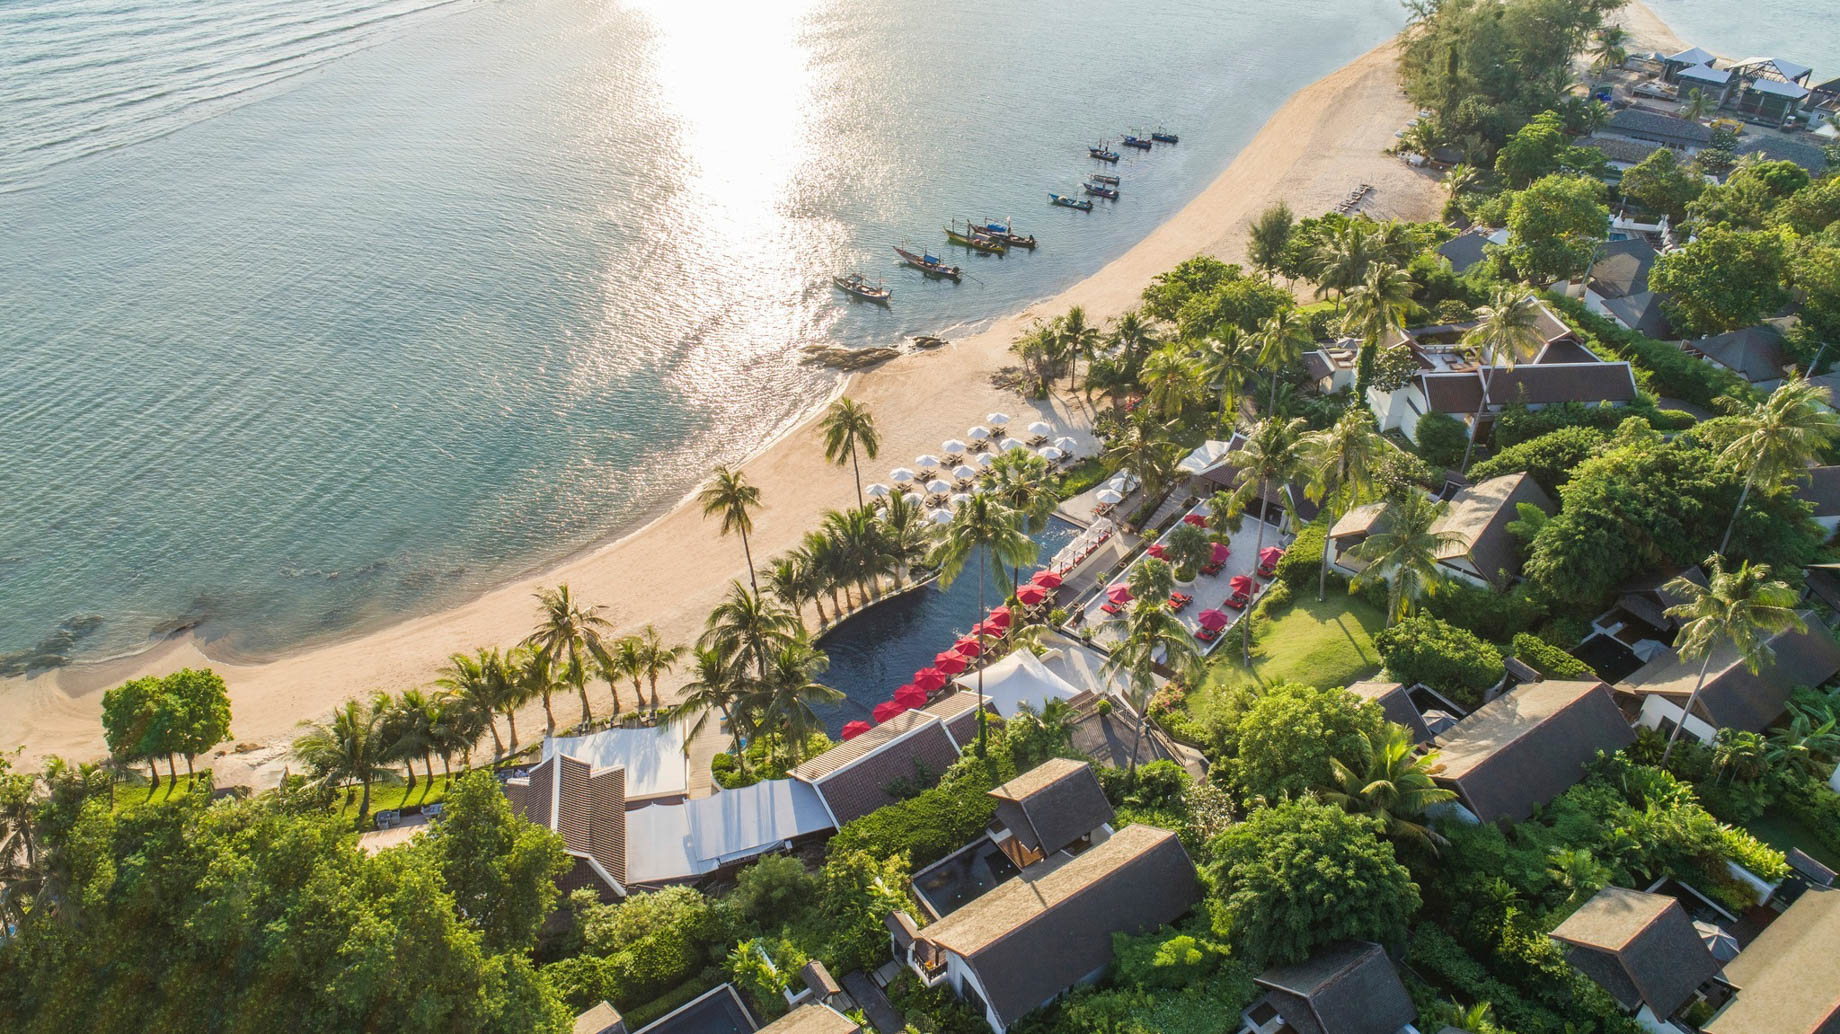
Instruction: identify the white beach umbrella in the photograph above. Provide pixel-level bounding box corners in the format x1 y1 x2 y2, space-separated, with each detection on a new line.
890 467 916 484
903 491 925 506
986 412 1011 426
1053 436 1078 452
926 478 952 495
949 492 974 507
975 452 996 469
915 454 942 471
953 464 978 481
1096 488 1125 505
866 482 891 498
1038 446 1064 462
941 439 967 456
1000 438 1025 452
967 426 991 441
927 508 955 525
1027 421 1052 437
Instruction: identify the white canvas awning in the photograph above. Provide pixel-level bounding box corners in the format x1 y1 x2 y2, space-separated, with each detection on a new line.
542 724 689 800
623 803 709 884
1178 439 1235 475
687 779 834 865
954 647 1085 717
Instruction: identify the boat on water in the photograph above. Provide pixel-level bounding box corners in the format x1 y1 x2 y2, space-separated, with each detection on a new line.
1121 134 1153 150
1088 144 1120 162
944 221 1007 254
831 272 892 303
1049 193 1094 211
892 245 962 280
1088 173 1120 186
1151 127 1179 143
977 220 1037 249
1083 182 1119 199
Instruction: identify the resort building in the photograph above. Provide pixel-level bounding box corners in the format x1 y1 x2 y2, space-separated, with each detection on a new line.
1577 134 1667 174
895 823 1199 1034
1430 679 1635 824
1681 322 1792 387
1723 57 1815 126
1796 466 1840 534
1243 941 1418 1034
1549 887 1726 1031
505 751 631 898
790 706 966 826
1434 226 1499 276
1329 473 1555 590
1581 238 1672 339
1344 680 1435 744
1600 108 1712 154
623 777 835 888
542 723 690 806
1702 886 1840 1033
986 757 1114 869
755 1004 862 1034
1615 620 1840 744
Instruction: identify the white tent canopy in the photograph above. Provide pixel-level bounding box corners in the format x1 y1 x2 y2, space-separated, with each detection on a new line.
687 779 833 866
543 724 688 800
953 647 1084 717
1178 438 1237 476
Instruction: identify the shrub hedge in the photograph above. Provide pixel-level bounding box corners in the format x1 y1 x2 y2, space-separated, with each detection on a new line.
1413 411 1470 470
1374 615 1504 709
1510 632 1594 679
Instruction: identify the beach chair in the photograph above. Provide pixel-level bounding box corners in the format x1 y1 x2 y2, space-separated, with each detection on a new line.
1101 601 1123 617
1200 561 1224 576
1195 627 1219 643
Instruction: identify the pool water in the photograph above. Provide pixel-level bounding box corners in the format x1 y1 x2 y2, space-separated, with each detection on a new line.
814 519 1078 733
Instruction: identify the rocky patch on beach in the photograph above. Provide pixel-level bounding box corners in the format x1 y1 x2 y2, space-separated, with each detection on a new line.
800 344 902 370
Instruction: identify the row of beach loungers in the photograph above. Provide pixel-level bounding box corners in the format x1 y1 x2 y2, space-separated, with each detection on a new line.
1334 183 1374 214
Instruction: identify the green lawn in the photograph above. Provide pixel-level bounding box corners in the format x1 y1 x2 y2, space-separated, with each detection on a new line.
1745 808 1840 871
1204 594 1388 694
335 774 454 826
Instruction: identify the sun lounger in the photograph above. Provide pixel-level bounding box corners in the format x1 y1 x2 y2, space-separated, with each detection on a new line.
1101 602 1123 616
1195 627 1218 642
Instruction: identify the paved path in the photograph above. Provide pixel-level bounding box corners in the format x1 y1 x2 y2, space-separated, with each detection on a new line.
841 971 904 1034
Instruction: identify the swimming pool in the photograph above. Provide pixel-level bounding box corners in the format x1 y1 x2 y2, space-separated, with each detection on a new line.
813 518 1078 734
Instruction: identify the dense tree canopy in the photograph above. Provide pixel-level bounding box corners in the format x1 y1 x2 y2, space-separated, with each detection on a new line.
1209 682 1385 802
1650 226 1793 335
1617 147 1705 224
1502 175 1609 284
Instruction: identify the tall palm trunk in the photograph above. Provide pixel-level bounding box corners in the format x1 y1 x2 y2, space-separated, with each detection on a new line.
403 762 416 799
359 777 374 820
423 755 436 797
574 665 594 728
540 687 556 737
1458 371 1491 473
1248 477 1270 664
147 759 160 792
849 444 863 508
485 719 505 760
811 593 828 625
740 530 759 597
1661 651 1720 768
649 674 662 711
974 557 989 758
504 709 521 753
1718 468 1756 556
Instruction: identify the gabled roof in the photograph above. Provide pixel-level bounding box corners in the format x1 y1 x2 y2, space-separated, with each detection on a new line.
1432 472 1554 587
1550 887 1722 1018
687 778 834 865
1602 290 1673 340
506 752 628 893
1666 46 1717 66
1618 621 1840 732
988 758 1114 857
791 710 962 825
1677 63 1731 85
1734 134 1829 173
1346 680 1432 744
1433 680 1634 823
1589 238 1658 300
756 1004 860 1034
1579 134 1664 165
1417 363 1639 414
915 825 1198 1027
574 1001 624 1034
1437 229 1493 274
1796 466 1840 518
1704 886 1840 1033
1254 941 1417 1034
953 647 1085 718
543 723 689 801
1606 108 1714 147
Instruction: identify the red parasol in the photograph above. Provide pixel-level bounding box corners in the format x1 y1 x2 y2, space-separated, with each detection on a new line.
872 699 908 723
1210 541 1231 564
1259 546 1284 565
953 636 983 657
1016 585 1048 606
1146 543 1168 559
1183 513 1208 527
1229 575 1254 595
1107 583 1133 605
893 684 930 709
987 605 1012 626
913 667 948 691
1030 569 1063 588
934 650 969 674
975 620 1007 638
1198 608 1230 630
841 720 873 740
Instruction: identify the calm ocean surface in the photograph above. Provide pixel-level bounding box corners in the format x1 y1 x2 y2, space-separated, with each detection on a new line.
0 0 1818 669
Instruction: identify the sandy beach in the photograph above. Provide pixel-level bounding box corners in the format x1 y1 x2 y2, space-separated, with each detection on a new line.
0 38 1437 767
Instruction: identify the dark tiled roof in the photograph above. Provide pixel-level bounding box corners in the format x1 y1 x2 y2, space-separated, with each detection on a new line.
988 758 1114 857
1254 941 1417 1034
1581 134 1664 165
922 691 990 749
1618 621 1840 732
1798 466 1840 517
507 752 628 892
1734 134 1829 173
1437 230 1493 274
800 959 841 998
1418 363 1638 414
756 1004 859 1034
574 1001 624 1034
916 825 1199 1027
1433 680 1635 823
1590 238 1658 300
795 713 962 825
1601 291 1673 339
1345 680 1432 744
1693 324 1789 383
1705 886 1840 1033
1606 108 1714 147
1550 887 1721 1017
1433 472 1555 587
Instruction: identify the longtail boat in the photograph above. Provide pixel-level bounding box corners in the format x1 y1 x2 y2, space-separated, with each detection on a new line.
977 220 1037 249
831 272 892 303
1151 127 1179 143
1121 134 1153 150
892 245 962 281
944 221 1007 254
1083 182 1119 199
1088 173 1120 186
1088 144 1120 162
1049 193 1094 211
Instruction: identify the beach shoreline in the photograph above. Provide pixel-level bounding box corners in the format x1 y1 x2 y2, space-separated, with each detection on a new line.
0 36 1440 766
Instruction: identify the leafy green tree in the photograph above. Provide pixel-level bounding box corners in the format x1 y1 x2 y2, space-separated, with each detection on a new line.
155 668 232 784
930 496 1035 756
1651 226 1793 335
1466 423 1610 491
101 675 165 790
550 886 739 1012
1764 711 1840 781
1459 286 1548 470
422 770 571 954
1659 557 1805 766
1207 798 1420 966
1322 724 1457 852
700 465 765 597
1175 277 1294 341
1142 257 1239 323
1618 147 1706 223
729 853 820 929
1341 263 1417 398
1715 376 1840 553
1221 683 1385 802
1304 409 1387 600
1502 175 1608 284
1493 110 1567 188
1374 615 1505 709
1248 201 1295 281
1790 239 1840 344
820 397 880 508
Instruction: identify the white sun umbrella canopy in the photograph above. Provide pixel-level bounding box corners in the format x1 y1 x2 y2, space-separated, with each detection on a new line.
926 478 952 495
1053 436 1078 452
941 439 967 456
890 467 917 484
915 454 942 471
865 482 891 498
949 492 974 507
975 452 996 468
1027 421 1052 437
967 426 991 441
953 464 978 481
903 491 925 506
987 412 1011 426
927 508 955 524
1000 437 1025 452
1096 488 1125 505
1038 446 1064 462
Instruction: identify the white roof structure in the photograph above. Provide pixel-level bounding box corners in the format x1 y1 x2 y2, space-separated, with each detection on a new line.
1748 77 1810 99
623 804 706 884
954 646 1085 717
1177 439 1236 476
1678 64 1731 84
1036 631 1159 701
542 724 689 801
1667 46 1716 65
623 778 836 885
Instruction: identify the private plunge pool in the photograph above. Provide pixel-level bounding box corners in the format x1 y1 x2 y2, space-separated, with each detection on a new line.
813 517 1079 735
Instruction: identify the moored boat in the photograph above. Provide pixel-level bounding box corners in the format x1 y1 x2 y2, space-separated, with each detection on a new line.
978 220 1037 249
1088 143 1120 162
1121 134 1153 150
1083 182 1119 199
944 221 1007 254
1088 173 1120 186
1151 127 1179 143
892 245 962 280
831 272 892 303
1048 193 1094 211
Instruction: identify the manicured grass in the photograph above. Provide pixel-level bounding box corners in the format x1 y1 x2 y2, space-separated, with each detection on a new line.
334 773 454 826
1204 594 1388 694
1745 808 1840 872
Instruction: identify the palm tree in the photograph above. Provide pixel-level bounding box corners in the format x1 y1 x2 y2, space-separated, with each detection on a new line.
1683 87 1713 121
820 397 880 508
1109 308 1160 384
514 645 559 740
1103 415 1183 511
524 583 615 729
1204 328 1258 430
1765 711 1840 781
758 633 845 765
1255 309 1314 415
1341 263 1416 397
1304 409 1388 600
429 690 486 783
1100 601 1201 770
1311 221 1375 312
1715 376 1840 554
702 581 803 685
1444 163 1480 201
764 554 819 629
805 529 848 616
1139 344 1206 420
930 495 1036 756
987 450 1059 589
1226 417 1308 650
1711 728 1767 783
879 490 932 589
1660 557 1806 766
604 634 643 714
1321 725 1456 852
383 689 438 801
436 648 508 759
1458 287 1546 471
1056 305 1103 391
1590 25 1629 80
1349 491 1460 625
700 465 764 596
631 624 685 711
293 697 391 820
671 647 754 775
1546 847 1612 910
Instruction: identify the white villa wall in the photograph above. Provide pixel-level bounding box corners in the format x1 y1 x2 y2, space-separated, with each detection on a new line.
1365 384 1426 440
1635 694 1719 744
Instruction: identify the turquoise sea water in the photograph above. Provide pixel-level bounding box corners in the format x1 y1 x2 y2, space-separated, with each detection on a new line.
0 0 1814 670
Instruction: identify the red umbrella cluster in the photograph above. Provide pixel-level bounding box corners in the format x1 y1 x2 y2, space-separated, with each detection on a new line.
1029 569 1062 588
1106 583 1133 605
953 636 983 658
1183 513 1208 527
841 720 873 740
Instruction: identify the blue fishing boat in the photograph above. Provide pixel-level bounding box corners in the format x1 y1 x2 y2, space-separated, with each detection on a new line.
1151 127 1179 143
978 220 1037 249
1049 193 1094 212
1121 134 1153 150
1083 181 1118 200
892 245 962 280
1088 143 1120 163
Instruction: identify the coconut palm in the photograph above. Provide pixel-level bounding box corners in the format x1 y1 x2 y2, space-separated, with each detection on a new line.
820 397 880 508
1715 376 1840 554
757 633 845 765
435 648 509 759
1590 25 1629 80
604 634 643 715
429 690 486 782
629 624 684 711
879 489 932 589
1341 262 1417 396
1225 417 1308 626
823 505 893 606
987 450 1059 589
1127 555 1176 608
1255 309 1314 415
1458 286 1547 471
1765 711 1840 781
804 530 848 616
1109 308 1161 383
1349 491 1460 625
1683 87 1713 121
1103 415 1184 509
1304 409 1388 600
1711 728 1767 783
1660 556 1806 766
1100 600 1201 771
1138 343 1206 419
524 583 615 729
700 465 764 596
1321 724 1457 852
382 689 438 801
514 645 560 740
1204 328 1258 430
1444 163 1480 200
1056 305 1104 391
930 495 1036 756
764 554 818 630
671 647 754 775
1311 221 1376 311
702 581 803 685
292 697 391 820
